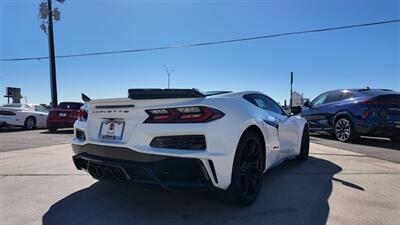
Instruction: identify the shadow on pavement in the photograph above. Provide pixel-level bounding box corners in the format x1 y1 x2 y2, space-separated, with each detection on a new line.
0 127 25 133
42 157 349 225
40 129 74 135
311 134 400 151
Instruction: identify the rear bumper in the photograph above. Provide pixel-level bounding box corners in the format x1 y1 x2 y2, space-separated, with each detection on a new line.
47 121 75 129
355 120 400 137
72 117 240 190
72 144 214 191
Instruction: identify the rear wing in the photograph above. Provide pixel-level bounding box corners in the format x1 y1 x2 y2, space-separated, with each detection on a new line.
128 89 205 100
81 93 91 103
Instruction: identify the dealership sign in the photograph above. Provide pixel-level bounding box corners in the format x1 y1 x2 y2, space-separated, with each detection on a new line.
4 87 22 103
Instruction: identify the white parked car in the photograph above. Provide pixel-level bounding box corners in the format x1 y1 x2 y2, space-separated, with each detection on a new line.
0 104 49 129
71 89 309 205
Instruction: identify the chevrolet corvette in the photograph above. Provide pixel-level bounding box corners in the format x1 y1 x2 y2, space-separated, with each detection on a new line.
71 89 309 205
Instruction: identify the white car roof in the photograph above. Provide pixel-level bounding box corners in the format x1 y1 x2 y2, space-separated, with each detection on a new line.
2 103 23 108
1 104 36 111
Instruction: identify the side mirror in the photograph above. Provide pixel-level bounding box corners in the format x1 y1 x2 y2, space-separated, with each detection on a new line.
304 100 312 108
291 106 302 115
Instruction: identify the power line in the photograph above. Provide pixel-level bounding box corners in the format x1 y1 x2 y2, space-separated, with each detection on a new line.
1 19 399 62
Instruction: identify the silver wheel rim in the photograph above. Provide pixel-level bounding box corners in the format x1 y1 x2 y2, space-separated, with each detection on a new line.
26 118 35 129
335 118 351 141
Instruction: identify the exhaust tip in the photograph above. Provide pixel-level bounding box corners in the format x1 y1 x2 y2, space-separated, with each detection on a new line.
88 163 99 178
95 166 104 179
103 167 113 179
113 168 127 182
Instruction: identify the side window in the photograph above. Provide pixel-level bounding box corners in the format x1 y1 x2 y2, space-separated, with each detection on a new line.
342 92 354 100
325 91 343 103
325 91 355 103
35 106 49 113
312 93 329 107
245 94 285 115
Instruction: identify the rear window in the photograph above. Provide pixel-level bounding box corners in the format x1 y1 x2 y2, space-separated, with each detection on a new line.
58 102 83 109
359 89 397 96
325 91 355 103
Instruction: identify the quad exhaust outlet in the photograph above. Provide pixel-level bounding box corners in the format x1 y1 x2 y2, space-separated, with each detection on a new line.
88 163 127 182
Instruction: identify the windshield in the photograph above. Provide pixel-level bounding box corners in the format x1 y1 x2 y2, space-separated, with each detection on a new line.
58 102 83 109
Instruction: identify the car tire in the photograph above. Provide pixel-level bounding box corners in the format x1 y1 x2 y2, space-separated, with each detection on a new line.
297 126 310 161
222 130 265 206
334 117 359 142
24 117 36 130
390 136 400 143
48 127 57 132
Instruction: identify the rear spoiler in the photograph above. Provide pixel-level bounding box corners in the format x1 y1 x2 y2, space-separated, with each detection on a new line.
81 93 91 103
128 89 205 100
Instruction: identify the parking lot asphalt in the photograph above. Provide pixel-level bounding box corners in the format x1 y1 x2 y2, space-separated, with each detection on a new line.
0 127 73 152
1 127 400 164
0 143 399 225
311 135 400 163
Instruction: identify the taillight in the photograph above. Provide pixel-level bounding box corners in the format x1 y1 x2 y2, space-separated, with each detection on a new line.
78 108 88 122
362 96 400 105
0 110 16 116
144 106 224 123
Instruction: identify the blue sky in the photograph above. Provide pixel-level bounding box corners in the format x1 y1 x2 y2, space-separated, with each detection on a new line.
0 0 399 105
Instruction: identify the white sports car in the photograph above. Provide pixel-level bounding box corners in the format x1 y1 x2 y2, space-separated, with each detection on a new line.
0 104 49 129
72 89 309 205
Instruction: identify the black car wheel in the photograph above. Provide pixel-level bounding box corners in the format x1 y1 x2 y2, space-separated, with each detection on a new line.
24 117 36 130
297 126 310 160
334 117 358 142
224 130 264 206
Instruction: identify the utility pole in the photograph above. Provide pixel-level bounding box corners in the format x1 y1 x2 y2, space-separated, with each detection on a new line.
39 0 63 108
290 72 293 110
47 0 58 108
0 76 4 104
163 65 174 89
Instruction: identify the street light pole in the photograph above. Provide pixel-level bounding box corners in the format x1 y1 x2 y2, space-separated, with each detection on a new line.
47 0 58 108
163 65 174 89
0 76 4 104
290 72 293 110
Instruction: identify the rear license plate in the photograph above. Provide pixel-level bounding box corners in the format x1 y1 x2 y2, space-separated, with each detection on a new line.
59 113 67 117
100 121 125 140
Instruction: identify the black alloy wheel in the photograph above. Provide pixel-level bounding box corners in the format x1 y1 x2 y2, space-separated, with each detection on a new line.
24 117 36 130
298 126 310 160
334 117 359 142
225 130 264 206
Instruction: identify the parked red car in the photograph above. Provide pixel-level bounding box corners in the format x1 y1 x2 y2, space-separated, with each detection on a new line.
47 102 83 132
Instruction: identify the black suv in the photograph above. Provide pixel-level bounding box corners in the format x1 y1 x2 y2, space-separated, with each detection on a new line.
302 88 400 142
